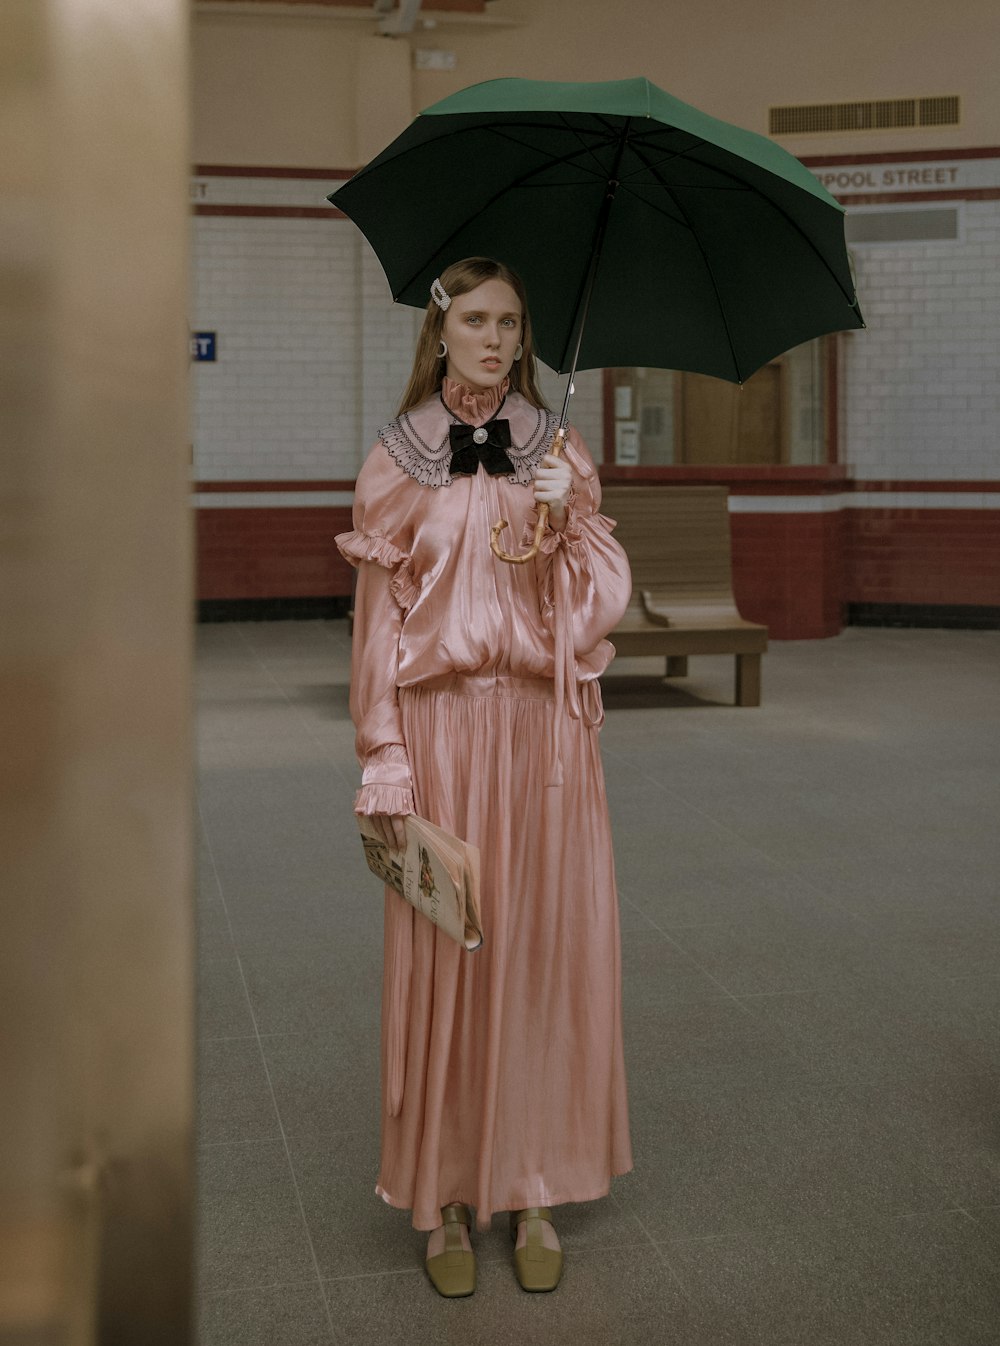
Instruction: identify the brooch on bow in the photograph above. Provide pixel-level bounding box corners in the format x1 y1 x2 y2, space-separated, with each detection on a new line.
448 417 515 477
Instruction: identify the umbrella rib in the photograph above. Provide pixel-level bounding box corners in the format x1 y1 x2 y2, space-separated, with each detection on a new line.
557 117 634 376
618 135 712 182
392 139 626 299
617 182 692 232
481 125 608 180
621 134 768 196
364 117 614 172
514 180 608 188
554 111 622 178
626 179 752 194
650 146 860 309
628 140 744 383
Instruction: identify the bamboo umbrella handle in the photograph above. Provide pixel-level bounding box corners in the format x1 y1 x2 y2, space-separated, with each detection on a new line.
490 426 567 564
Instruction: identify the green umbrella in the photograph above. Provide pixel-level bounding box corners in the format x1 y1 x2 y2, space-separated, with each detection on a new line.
329 76 864 559
330 76 862 382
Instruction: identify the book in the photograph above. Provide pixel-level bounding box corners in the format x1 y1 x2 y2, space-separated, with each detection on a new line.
358 814 484 951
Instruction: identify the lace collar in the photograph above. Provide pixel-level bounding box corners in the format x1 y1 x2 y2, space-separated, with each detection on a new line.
379 391 560 490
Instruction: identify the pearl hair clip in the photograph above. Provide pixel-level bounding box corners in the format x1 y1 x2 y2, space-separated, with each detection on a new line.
430 277 452 311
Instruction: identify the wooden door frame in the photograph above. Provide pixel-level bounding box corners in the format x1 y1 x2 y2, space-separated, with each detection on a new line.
672 360 789 466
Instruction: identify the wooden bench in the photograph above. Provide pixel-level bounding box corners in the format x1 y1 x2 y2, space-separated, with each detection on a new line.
600 484 768 706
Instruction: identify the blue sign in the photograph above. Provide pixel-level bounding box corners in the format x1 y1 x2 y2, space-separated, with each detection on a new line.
191 332 217 362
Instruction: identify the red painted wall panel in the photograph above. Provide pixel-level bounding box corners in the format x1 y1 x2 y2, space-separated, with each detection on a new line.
846 510 1000 606
193 495 999 635
196 506 354 600
730 512 845 639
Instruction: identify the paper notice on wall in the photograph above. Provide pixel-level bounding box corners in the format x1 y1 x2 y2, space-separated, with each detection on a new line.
615 420 640 465
614 385 633 420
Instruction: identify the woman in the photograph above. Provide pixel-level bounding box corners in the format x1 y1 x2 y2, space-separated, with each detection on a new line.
336 257 632 1297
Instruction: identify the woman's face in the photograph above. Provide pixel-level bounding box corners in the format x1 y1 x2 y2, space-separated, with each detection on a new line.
442 278 523 394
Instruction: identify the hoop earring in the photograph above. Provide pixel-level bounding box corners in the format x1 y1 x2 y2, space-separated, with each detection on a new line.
437 339 448 359
514 342 523 361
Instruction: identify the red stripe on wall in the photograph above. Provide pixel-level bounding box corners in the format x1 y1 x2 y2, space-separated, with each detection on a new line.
193 205 344 219
799 147 1000 166
836 187 1000 206
204 0 486 11
600 465 849 491
196 480 357 493
193 166 354 179
192 476 1000 497
850 481 1000 493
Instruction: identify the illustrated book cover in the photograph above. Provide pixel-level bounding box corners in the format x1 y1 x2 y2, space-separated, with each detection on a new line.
358 814 483 951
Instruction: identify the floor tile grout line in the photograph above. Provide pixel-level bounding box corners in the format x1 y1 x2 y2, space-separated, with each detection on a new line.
236 625 359 794
619 907 976 1124
617 843 945 987
599 731 950 889
600 748 800 876
197 797 340 1343
608 1191 694 1302
649 1203 983 1251
232 956 341 1341
628 902 766 1012
200 1276 329 1303
319 1265 425 1284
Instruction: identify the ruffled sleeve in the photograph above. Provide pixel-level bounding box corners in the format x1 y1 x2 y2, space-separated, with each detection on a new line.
525 428 632 655
336 528 419 614
335 448 419 817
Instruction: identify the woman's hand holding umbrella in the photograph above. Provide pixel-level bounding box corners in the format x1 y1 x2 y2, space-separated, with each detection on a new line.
491 439 574 561
532 453 573 531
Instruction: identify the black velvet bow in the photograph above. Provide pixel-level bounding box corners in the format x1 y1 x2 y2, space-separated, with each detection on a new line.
448 418 515 477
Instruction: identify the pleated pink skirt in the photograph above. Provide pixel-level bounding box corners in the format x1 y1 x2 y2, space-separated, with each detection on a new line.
376 673 633 1231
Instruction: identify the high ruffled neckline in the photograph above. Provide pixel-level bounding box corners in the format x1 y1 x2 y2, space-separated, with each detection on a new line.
441 375 510 427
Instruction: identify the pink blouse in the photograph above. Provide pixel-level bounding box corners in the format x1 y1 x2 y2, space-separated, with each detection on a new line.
336 384 632 816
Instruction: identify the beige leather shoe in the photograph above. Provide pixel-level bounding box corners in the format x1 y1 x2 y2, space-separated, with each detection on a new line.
425 1203 476 1298
509 1206 563 1292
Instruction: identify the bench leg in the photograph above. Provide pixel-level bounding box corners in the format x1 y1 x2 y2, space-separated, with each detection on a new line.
665 656 688 678
735 654 762 707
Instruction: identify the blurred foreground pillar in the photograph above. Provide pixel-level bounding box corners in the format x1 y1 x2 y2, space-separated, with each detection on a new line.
0 1 193 1342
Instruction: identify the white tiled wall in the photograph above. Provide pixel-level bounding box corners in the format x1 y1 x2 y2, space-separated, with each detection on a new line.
844 201 1000 481
191 209 604 483
192 182 1000 487
191 216 360 480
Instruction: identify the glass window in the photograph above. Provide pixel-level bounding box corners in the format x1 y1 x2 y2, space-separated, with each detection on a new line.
608 336 830 467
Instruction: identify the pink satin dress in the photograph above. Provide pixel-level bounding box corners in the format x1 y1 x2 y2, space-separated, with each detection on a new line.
336 378 634 1231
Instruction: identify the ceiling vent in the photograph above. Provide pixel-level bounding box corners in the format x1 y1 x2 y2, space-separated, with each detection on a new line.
770 96 959 135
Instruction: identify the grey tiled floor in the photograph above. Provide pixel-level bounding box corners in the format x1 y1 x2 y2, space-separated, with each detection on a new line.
196 621 1000 1345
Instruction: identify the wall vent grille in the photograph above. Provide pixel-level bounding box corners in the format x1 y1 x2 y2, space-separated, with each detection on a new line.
845 207 959 244
770 96 959 135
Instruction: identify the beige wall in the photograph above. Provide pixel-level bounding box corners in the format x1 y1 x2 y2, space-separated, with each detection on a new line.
2 0 194 1338
193 12 360 163
193 0 1000 167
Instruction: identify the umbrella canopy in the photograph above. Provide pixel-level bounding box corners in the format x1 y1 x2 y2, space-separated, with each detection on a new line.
329 76 864 385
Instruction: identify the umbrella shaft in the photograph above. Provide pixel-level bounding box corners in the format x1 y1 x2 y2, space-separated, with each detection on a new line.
559 118 632 428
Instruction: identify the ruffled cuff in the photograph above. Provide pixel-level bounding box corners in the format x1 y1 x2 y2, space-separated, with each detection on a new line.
335 528 420 610
354 747 414 816
354 782 415 817
361 755 412 792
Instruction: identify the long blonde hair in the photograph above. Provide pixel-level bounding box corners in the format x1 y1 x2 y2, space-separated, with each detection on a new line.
396 257 548 417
